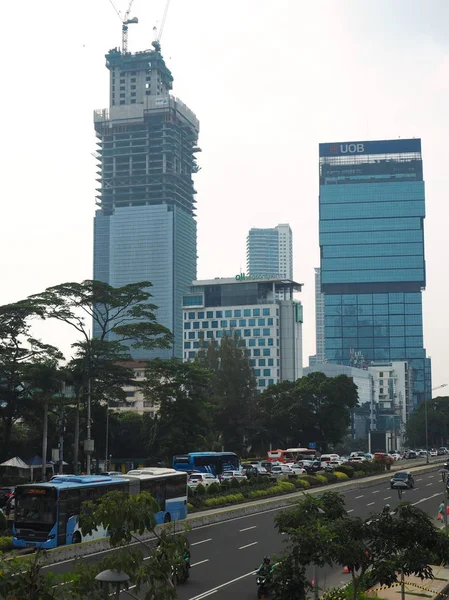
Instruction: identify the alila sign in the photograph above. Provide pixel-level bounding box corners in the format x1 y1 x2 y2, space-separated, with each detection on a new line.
235 273 283 281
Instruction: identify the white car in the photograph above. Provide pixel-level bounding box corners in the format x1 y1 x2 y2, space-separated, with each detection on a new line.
430 450 438 457
187 473 220 488
271 465 296 477
220 470 247 482
389 453 401 461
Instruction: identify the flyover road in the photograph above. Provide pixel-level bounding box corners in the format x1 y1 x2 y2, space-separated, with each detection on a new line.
41 467 447 599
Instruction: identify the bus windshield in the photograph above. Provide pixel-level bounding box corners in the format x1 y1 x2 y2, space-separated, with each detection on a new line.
173 452 239 475
15 487 56 526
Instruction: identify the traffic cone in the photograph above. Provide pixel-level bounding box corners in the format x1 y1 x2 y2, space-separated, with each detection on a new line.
343 565 350 574
311 576 315 587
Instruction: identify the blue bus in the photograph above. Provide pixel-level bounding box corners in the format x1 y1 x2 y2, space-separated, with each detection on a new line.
172 452 240 475
12 468 187 550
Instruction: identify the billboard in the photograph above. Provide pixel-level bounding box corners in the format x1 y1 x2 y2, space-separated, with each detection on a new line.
319 138 421 158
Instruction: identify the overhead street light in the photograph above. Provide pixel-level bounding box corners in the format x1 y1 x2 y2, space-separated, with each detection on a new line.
392 480 409 501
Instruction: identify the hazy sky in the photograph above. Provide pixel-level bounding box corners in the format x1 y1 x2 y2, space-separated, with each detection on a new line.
2 0 449 389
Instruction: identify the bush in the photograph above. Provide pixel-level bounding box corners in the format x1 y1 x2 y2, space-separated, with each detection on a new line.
315 474 328 485
0 536 12 552
220 480 231 492
335 465 355 478
323 472 338 484
204 493 245 507
356 470 365 478
230 477 241 490
187 502 194 511
293 478 310 489
0 512 7 533
207 482 220 495
334 471 349 481
298 475 321 487
195 483 206 496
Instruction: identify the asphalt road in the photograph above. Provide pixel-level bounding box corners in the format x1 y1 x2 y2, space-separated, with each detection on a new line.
40 464 447 599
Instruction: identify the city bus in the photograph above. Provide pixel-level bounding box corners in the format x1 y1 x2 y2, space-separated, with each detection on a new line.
12 468 188 550
266 448 318 463
172 452 240 475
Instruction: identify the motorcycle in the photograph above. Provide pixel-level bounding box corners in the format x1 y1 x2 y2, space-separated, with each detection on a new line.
256 573 274 598
175 551 191 584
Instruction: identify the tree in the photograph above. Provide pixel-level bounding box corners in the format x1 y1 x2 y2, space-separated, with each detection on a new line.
142 358 214 459
196 334 258 454
406 396 449 449
253 380 298 451
0 302 62 455
78 490 190 599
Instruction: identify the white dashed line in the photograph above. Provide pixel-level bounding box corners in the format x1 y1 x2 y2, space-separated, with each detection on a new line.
355 495 364 499
239 542 258 550
383 496 391 500
417 478 423 481
191 538 212 546
372 490 380 494
239 526 257 532
367 502 375 506
347 509 354 513
426 483 433 487
428 475 435 479
191 559 210 567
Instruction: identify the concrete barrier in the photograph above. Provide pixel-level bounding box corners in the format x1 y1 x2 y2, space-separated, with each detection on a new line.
35 457 445 566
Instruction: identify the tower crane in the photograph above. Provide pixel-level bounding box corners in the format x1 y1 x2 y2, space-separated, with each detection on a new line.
108 0 138 53
152 0 171 53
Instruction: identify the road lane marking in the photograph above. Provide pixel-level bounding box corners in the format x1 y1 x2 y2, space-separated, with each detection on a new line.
412 493 439 506
192 559 210 567
188 569 257 599
347 509 354 513
355 495 364 499
191 538 212 546
384 497 391 500
372 490 380 494
239 541 258 550
239 525 257 532
426 483 433 486
428 475 435 478
367 502 375 506
417 478 423 481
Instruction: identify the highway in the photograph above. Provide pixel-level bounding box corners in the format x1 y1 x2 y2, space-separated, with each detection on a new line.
40 466 447 599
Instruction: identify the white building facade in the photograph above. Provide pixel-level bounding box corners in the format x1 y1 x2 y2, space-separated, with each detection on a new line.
246 224 293 280
183 277 303 392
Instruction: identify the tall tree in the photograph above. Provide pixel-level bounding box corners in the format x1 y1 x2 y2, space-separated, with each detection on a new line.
0 302 62 455
142 359 214 459
196 334 258 454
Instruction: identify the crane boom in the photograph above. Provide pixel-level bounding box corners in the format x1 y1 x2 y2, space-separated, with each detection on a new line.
121 0 138 53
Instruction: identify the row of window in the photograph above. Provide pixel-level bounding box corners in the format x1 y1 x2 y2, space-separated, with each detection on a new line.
325 347 426 361
184 337 276 349
184 319 274 329
326 336 423 349
325 325 423 337
184 308 272 319
249 358 276 367
184 325 273 336
325 314 422 327
326 292 421 304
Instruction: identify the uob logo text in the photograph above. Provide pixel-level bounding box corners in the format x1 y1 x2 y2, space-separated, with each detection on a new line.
340 143 364 153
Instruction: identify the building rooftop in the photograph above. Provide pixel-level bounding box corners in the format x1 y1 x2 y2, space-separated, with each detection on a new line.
192 276 303 292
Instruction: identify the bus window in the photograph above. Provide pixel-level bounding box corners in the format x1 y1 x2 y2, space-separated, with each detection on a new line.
166 474 187 499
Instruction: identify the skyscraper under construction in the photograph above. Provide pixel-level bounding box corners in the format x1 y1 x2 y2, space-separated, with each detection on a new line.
93 39 200 359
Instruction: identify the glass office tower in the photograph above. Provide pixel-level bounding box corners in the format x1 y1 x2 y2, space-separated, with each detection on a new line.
319 139 431 407
93 44 200 359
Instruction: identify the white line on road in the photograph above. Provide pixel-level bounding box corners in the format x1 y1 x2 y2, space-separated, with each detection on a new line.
192 559 210 567
239 541 258 550
367 502 375 506
428 475 435 478
355 495 364 499
412 493 440 506
347 509 354 513
372 490 380 494
384 496 391 500
426 483 433 486
191 538 212 546
417 478 423 481
188 570 257 599
239 525 257 532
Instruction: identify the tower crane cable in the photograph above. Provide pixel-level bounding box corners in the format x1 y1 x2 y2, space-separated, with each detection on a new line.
107 0 122 21
158 0 171 42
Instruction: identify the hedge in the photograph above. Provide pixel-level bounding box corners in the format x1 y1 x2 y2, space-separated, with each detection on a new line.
315 474 328 485
334 471 349 481
0 536 13 552
335 465 355 478
204 493 245 507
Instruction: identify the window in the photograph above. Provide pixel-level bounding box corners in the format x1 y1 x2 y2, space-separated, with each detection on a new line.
244 309 251 317
230 319 237 328
258 318 266 326
188 312 195 319
253 328 261 336
258 338 266 346
244 329 251 337
258 379 266 387
253 309 260 316
234 309 242 317
268 318 274 326
220 320 228 328
253 349 261 357
193 342 200 349
198 331 204 339
198 311 205 319
254 369 261 376
263 369 271 376
184 342 191 349
188 332 195 339
212 320 218 328
259 359 266 366
263 349 270 356
263 308 270 316
249 339 256 347
125 391 135 397
379 372 384 377
216 311 223 318
239 319 246 327
188 351 195 359
268 338 274 346
131 84 136 89
225 310 232 318
206 311 213 318
250 360 256 367
207 331 213 339
193 322 200 329
248 319 256 326
202 322 209 328
263 328 270 336
268 379 274 386
268 358 274 366
184 322 191 330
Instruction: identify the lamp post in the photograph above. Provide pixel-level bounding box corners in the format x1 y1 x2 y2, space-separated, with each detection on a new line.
439 468 449 536
424 384 448 465
391 482 409 600
95 570 131 600
313 507 325 600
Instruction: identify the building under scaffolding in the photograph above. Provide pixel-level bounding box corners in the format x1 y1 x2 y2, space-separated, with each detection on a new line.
93 45 200 359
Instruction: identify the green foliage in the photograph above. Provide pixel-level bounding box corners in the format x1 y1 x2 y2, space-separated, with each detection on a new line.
299 474 322 486
204 493 245 507
230 477 241 490
142 359 214 458
334 471 349 481
335 464 355 478
324 472 338 484
220 479 231 492
0 535 12 551
207 482 220 495
195 483 206 496
405 395 449 448
356 470 365 478
0 512 7 533
315 474 328 484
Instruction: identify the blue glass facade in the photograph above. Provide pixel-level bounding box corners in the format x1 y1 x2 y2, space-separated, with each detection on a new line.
319 138 431 406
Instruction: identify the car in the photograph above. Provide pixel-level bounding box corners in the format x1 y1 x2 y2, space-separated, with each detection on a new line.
390 471 414 489
297 460 322 474
220 470 247 482
348 456 365 463
418 450 428 458
271 465 295 477
404 450 417 459
324 460 342 472
429 450 438 457
0 487 14 509
389 453 401 461
241 465 269 478
187 473 220 488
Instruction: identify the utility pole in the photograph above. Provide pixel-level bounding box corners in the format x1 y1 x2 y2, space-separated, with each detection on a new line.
85 376 93 474
58 404 65 475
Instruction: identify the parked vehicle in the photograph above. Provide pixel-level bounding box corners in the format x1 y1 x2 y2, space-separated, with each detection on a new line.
389 453 401 461
241 465 269 478
188 473 220 488
173 452 239 476
390 471 414 489
404 450 417 459
220 470 247 482
429 449 438 457
438 448 448 456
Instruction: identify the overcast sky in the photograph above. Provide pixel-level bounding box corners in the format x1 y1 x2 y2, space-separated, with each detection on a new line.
2 0 449 390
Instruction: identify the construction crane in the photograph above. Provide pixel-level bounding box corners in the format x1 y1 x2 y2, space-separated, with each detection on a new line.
152 0 171 53
108 0 138 53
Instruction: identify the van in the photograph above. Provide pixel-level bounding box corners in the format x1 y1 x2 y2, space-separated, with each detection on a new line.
320 454 339 462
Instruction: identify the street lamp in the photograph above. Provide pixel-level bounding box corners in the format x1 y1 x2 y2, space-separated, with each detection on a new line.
95 569 130 600
439 468 449 536
392 480 409 501
424 384 448 465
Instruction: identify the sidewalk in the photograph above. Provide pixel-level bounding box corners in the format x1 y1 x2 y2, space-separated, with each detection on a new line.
366 565 449 600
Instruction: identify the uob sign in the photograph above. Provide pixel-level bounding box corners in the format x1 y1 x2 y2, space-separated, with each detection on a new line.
339 143 365 154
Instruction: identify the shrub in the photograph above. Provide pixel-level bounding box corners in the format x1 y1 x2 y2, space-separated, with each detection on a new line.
334 471 349 481
356 470 365 478
187 502 194 511
207 482 220 495
323 472 338 484
0 512 7 533
335 465 355 478
277 481 296 492
294 478 310 489
230 477 241 490
220 480 231 492
187 486 195 499
315 474 328 485
299 475 321 487
0 536 12 552
204 493 244 507
195 483 206 496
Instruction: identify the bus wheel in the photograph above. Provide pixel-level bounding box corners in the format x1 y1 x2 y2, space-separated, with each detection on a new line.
164 513 171 523
72 532 82 544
